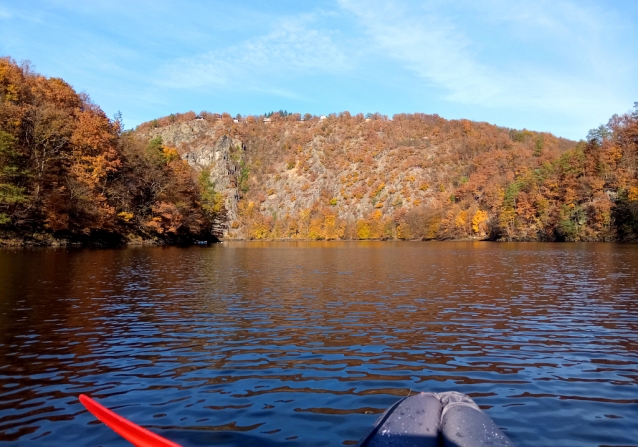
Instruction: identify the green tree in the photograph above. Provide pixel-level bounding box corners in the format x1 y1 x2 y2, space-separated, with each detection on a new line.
238 161 250 194
0 131 28 225
586 124 611 144
199 169 224 216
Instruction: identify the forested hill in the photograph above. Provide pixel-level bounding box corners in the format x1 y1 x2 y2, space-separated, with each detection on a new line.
1 57 637 245
138 106 638 242
0 58 224 246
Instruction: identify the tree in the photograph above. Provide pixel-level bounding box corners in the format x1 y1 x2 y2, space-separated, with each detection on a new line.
586 124 611 145
0 130 27 225
199 169 226 236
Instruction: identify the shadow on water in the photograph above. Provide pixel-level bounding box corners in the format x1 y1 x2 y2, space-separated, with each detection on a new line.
1 242 637 446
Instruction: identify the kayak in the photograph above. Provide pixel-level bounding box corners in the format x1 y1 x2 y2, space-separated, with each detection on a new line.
356 391 515 447
80 391 515 447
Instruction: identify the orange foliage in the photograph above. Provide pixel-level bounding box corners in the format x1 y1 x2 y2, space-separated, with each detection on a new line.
0 57 220 245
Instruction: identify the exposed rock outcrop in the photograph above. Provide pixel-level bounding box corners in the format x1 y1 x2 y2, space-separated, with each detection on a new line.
134 111 638 243
141 121 244 237
183 134 244 229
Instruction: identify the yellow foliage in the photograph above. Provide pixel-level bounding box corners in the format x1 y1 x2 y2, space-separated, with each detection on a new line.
251 223 269 239
324 214 338 239
425 214 441 239
162 146 180 162
117 211 134 222
5 83 18 102
250 216 271 239
628 186 638 202
397 223 412 240
604 145 623 164
241 201 255 218
308 217 324 240
357 220 370 239
455 210 468 228
472 209 488 233
499 207 516 232
369 182 385 198
419 182 429 191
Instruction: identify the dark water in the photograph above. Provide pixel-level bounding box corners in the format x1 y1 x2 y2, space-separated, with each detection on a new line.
1 242 637 447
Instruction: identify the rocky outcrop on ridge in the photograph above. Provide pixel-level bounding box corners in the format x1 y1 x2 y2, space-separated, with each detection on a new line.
134 110 638 242
140 121 244 236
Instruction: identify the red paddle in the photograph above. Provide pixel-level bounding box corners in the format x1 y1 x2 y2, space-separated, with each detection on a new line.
79 394 182 447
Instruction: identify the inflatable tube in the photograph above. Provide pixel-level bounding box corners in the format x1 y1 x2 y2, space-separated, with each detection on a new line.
357 392 515 447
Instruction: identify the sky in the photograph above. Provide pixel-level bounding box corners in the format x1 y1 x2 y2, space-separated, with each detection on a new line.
1 0 637 140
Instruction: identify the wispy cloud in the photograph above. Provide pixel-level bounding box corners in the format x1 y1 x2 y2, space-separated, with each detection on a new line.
338 0 631 116
157 16 351 92
3 1 635 138
0 4 43 22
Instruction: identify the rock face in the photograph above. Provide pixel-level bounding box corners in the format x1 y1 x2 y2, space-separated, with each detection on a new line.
141 121 244 237
135 113 628 242
183 134 244 229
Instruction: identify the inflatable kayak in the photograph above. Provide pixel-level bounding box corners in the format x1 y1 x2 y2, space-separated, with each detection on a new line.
356 391 515 447
80 391 515 447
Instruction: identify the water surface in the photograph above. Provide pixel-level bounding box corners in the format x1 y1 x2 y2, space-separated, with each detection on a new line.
1 242 637 446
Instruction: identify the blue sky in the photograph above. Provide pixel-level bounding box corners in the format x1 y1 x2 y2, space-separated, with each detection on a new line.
1 0 636 140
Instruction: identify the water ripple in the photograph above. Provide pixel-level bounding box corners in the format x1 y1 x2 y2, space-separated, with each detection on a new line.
0 242 637 446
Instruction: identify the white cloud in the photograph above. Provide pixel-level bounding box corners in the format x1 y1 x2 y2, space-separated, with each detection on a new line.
157 17 350 91
338 0 632 117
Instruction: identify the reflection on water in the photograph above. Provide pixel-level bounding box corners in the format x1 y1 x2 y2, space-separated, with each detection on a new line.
0 242 637 447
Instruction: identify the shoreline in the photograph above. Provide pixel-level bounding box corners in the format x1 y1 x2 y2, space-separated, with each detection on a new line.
2 235 634 248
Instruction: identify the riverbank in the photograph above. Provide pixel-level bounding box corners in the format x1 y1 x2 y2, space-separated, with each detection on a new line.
3 233 635 247
0 231 218 248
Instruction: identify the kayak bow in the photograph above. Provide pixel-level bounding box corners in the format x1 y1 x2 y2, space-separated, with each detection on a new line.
79 394 182 447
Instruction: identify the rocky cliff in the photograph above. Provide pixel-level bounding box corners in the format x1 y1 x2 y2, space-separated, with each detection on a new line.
134 110 638 242
140 120 244 236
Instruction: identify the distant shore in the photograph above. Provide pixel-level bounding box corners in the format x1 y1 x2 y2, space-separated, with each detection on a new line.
3 234 633 248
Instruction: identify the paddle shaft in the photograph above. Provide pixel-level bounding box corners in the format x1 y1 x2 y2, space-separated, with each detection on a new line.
79 394 182 447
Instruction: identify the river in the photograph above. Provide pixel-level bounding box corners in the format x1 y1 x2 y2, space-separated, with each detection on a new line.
1 242 637 446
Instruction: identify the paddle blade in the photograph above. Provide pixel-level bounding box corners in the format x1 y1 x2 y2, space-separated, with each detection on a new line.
79 394 182 447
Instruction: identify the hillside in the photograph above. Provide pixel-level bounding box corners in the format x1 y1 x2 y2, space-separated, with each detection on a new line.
0 58 223 246
1 56 637 245
137 108 638 242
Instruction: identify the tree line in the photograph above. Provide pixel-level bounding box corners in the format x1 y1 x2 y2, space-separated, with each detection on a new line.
2 56 637 245
0 58 223 246
141 107 637 242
